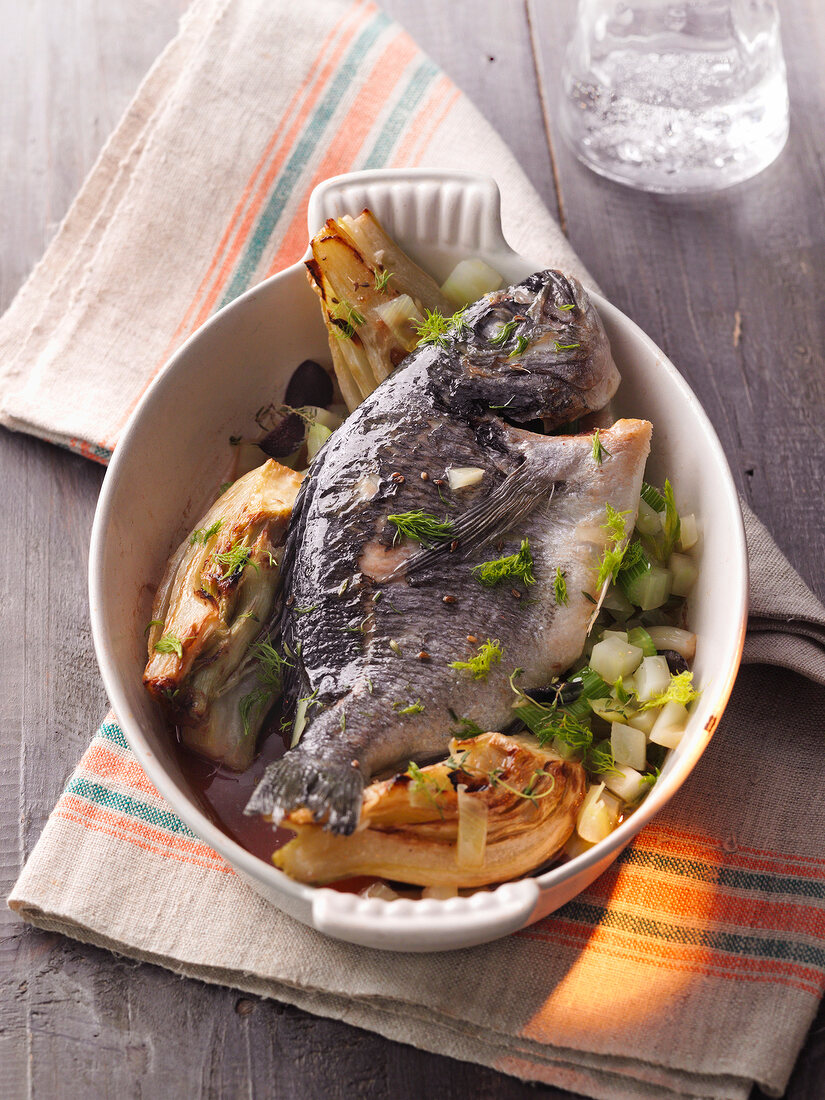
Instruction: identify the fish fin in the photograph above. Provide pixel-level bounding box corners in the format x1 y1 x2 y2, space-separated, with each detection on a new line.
396 459 557 579
244 752 364 836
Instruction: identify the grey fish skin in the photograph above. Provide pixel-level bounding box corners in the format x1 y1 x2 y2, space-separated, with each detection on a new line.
246 270 636 835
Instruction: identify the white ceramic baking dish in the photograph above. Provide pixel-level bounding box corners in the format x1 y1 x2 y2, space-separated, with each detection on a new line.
89 169 747 952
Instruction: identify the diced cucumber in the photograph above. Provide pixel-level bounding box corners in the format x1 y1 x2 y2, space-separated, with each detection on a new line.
635 498 662 537
603 585 634 620
626 626 657 657
628 708 659 735
590 636 644 683
374 294 424 352
635 656 671 701
590 698 632 724
678 513 699 551
610 722 647 770
650 701 689 748
624 564 672 610
440 258 503 308
306 421 332 461
669 552 698 597
603 764 648 803
576 782 617 843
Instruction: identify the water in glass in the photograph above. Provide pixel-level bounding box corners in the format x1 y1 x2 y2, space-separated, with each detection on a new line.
560 0 789 193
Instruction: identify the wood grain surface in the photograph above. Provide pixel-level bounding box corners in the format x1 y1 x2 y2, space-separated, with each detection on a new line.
1 1 824 1097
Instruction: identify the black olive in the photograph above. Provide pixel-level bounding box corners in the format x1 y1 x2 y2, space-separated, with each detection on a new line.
527 680 583 707
284 359 334 408
660 649 689 675
258 412 305 457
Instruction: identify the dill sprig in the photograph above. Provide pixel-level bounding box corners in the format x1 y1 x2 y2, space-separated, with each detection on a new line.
508 334 530 358
238 640 293 737
544 712 593 753
450 638 503 681
472 538 535 588
154 633 183 659
595 503 632 589
553 567 568 606
489 319 520 348
554 341 581 352
558 302 576 312
414 309 452 348
214 541 257 580
190 519 223 545
374 268 393 292
144 619 164 636
591 429 611 465
393 699 425 716
585 741 619 777
449 714 485 740
638 670 700 712
386 510 454 548
331 300 366 340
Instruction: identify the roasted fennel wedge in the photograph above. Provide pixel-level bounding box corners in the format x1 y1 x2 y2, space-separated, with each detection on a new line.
143 459 303 770
306 210 453 410
272 733 586 888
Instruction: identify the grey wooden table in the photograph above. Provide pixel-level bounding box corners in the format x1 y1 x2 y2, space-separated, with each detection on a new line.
2 1 824 1097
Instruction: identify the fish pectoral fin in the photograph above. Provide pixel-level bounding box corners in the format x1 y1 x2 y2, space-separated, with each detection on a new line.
396 459 557 579
244 751 365 836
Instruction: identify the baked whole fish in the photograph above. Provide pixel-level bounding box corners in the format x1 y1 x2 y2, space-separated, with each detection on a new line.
246 270 651 834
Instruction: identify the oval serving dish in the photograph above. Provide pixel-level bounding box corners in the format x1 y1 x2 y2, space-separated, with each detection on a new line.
89 169 747 952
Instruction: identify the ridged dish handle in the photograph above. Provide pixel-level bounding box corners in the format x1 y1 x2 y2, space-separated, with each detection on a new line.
311 878 540 952
305 168 515 259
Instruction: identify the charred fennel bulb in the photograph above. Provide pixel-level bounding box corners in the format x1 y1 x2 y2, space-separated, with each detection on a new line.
143 459 303 770
272 733 586 888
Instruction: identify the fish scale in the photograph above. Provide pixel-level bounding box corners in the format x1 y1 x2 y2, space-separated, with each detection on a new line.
246 270 650 835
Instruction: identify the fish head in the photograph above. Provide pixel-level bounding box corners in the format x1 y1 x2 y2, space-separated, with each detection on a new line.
434 270 620 429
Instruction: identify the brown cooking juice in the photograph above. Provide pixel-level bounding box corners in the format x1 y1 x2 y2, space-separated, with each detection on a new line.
174 708 296 865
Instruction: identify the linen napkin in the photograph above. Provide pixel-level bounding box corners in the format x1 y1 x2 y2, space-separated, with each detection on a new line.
5 2 825 1099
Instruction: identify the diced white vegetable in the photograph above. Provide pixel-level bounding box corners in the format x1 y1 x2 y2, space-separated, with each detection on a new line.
628 708 660 735
646 626 697 661
669 552 699 597
590 636 644 683
601 629 628 642
374 294 425 352
440 258 503 308
563 832 595 859
576 782 618 843
447 465 485 491
306 422 332 462
603 585 634 620
623 674 637 694
635 498 662 537
678 513 699 551
626 564 672 610
635 656 671 701
456 786 489 868
650 701 690 748
360 881 400 900
590 698 632 724
552 736 579 760
599 789 623 819
603 764 648 803
422 884 458 900
611 722 647 770
305 406 345 432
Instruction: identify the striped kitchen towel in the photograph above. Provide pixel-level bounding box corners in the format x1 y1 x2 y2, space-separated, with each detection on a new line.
5 2 825 1099
0 0 584 458
10 657 825 1100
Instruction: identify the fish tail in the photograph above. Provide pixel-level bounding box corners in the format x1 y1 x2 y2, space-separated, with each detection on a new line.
244 751 364 836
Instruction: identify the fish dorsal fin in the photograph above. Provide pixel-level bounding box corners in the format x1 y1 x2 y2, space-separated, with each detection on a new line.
393 459 557 581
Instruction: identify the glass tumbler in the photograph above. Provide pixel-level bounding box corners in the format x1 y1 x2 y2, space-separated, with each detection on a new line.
559 0 790 193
